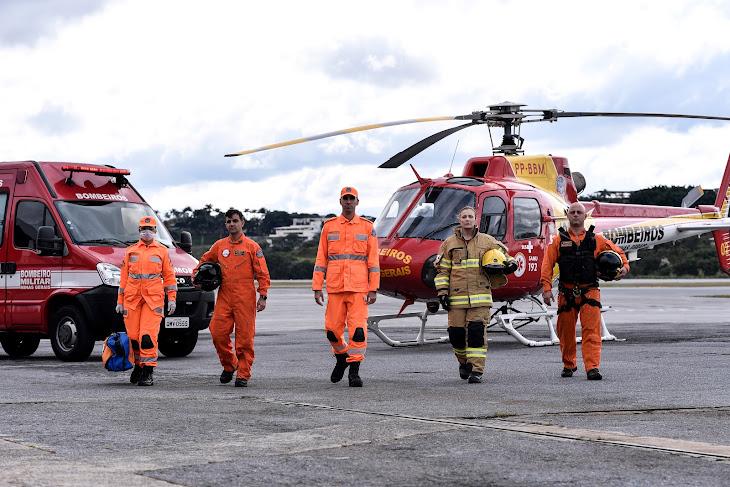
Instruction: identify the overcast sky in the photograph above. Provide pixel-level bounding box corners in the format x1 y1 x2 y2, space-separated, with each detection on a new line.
2 0 730 217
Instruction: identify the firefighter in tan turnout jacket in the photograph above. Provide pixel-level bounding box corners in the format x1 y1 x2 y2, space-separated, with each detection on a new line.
435 206 510 384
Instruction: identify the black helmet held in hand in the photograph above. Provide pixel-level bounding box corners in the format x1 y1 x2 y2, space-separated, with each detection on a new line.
596 250 622 281
194 262 222 291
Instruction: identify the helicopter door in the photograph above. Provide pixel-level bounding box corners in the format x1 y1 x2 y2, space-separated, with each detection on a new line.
478 193 507 242
510 196 544 288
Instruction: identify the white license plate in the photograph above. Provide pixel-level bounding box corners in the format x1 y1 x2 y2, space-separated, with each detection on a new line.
164 317 190 329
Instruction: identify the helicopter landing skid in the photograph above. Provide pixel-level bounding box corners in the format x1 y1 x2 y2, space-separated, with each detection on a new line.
367 309 450 347
491 296 624 347
368 296 623 348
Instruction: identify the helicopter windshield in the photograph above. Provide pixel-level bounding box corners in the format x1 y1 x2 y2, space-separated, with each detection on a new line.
374 187 419 237
396 187 476 240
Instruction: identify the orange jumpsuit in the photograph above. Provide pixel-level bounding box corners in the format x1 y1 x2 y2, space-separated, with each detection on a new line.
118 240 177 368
197 235 270 381
540 228 628 371
313 215 380 363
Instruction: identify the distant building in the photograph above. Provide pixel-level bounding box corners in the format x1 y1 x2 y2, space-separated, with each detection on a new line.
269 217 325 241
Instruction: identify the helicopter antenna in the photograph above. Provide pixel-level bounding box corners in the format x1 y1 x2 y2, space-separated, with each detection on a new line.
448 139 460 176
487 126 494 153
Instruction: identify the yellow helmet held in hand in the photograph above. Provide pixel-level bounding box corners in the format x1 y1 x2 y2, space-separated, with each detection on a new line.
481 248 517 275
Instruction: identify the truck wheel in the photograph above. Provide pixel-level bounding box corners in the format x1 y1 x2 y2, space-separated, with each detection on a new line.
158 330 198 358
50 305 95 361
0 333 41 358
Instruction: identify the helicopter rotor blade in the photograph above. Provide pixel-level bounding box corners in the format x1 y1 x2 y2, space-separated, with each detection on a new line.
224 116 463 157
552 111 730 122
378 122 475 168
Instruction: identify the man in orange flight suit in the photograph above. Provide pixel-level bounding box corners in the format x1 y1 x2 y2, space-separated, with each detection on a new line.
313 186 380 387
116 216 177 386
195 209 270 387
540 202 629 380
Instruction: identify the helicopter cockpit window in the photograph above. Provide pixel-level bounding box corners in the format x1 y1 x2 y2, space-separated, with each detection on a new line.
513 197 541 240
397 187 475 240
480 196 506 241
374 188 419 237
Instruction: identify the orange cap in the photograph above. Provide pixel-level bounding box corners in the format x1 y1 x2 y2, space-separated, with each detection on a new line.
138 216 157 228
340 186 358 198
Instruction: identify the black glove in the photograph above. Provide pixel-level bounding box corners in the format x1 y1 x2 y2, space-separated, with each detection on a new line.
503 259 518 275
438 294 451 311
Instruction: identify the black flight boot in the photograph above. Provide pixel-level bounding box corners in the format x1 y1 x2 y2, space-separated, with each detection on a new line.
459 363 473 380
137 366 154 386
220 369 234 384
561 367 578 378
467 372 483 384
330 353 350 383
129 365 143 384
348 361 363 387
587 368 603 380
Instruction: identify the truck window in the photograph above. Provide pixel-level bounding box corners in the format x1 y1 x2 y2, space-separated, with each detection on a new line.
14 200 58 250
0 193 7 246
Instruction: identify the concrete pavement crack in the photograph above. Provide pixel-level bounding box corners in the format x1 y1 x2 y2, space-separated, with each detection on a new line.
253 397 730 461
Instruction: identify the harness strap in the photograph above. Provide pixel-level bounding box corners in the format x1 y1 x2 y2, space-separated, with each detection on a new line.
557 285 601 314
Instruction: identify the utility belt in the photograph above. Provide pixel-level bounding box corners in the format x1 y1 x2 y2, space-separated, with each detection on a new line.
557 283 601 314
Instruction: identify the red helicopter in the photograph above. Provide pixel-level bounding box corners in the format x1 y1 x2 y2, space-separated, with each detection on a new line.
226 102 730 347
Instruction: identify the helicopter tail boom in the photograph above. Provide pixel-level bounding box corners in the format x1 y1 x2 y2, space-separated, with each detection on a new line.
712 154 730 275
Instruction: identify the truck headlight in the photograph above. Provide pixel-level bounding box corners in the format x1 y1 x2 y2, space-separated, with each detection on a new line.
97 263 121 286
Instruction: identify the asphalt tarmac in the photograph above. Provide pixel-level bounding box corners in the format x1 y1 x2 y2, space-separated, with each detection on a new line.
2 282 730 486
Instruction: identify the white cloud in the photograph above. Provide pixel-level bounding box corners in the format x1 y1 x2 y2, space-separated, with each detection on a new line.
231 156 268 170
2 0 730 212
147 164 417 218
555 124 730 193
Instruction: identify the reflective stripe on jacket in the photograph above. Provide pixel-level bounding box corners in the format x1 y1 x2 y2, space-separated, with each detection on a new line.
435 228 507 309
312 214 380 293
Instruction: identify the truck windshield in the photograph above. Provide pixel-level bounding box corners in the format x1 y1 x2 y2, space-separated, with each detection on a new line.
397 187 475 240
56 201 175 247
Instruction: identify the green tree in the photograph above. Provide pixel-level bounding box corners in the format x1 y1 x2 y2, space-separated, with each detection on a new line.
165 204 226 245
585 185 717 207
258 211 293 236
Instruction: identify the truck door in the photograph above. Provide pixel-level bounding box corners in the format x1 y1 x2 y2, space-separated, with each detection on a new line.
0 173 14 329
6 199 63 332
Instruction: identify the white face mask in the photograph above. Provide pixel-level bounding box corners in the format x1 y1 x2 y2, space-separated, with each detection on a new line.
140 230 155 240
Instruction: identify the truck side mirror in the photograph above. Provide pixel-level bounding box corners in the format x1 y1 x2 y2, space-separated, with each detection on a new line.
179 231 193 254
36 226 63 256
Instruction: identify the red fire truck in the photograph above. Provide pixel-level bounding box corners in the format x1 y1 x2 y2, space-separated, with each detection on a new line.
0 161 214 361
